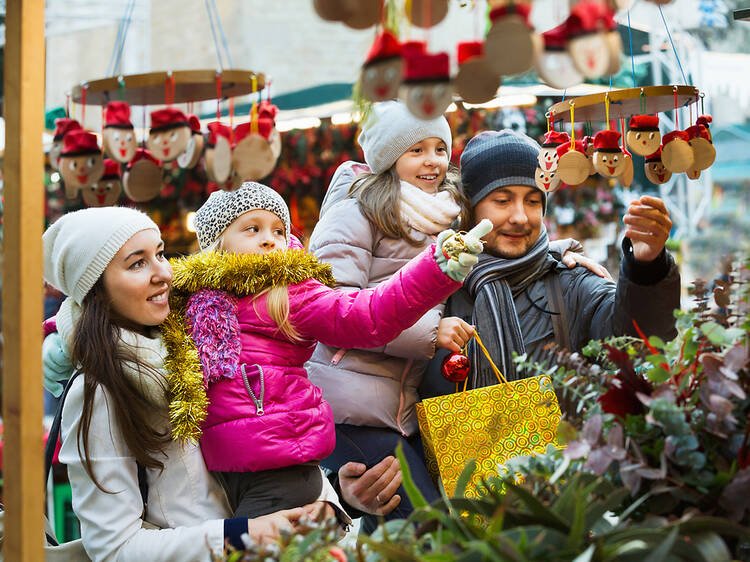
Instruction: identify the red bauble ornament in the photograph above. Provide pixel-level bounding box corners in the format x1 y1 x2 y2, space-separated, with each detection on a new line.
441 352 470 383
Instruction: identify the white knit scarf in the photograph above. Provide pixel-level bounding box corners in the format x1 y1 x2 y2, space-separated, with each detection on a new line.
56 297 170 410
399 180 461 235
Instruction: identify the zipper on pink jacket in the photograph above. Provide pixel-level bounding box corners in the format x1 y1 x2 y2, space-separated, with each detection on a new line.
240 363 265 416
396 359 414 437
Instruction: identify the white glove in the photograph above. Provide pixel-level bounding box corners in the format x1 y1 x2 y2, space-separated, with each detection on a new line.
435 219 493 283
42 332 73 397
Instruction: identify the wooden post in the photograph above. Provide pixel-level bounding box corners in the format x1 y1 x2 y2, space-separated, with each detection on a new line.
2 0 46 560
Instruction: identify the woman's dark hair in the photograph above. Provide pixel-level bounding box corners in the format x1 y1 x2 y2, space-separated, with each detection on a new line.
71 278 170 492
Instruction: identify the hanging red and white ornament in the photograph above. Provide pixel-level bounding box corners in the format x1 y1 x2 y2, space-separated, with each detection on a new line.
685 123 716 180
535 166 561 193
102 101 138 164
566 1 612 80
453 41 500 104
123 148 163 202
626 114 661 157
485 3 541 77
556 139 589 187
399 50 452 120
147 108 192 162
177 114 205 170
592 130 626 178
537 130 569 172
82 159 122 207
535 23 584 90
49 118 82 172
59 130 105 199
661 130 694 173
644 148 672 184
360 30 403 102
204 122 233 184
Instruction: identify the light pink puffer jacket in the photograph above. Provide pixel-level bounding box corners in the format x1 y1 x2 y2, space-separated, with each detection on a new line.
187 246 460 473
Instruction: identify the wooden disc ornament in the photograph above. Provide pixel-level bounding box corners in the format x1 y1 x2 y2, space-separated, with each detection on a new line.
535 167 561 193
556 140 590 186
399 51 452 120
661 130 694 173
82 159 122 207
618 153 634 187
101 101 138 164
59 130 105 199
146 107 192 162
204 122 233 184
123 148 163 202
177 115 205 170
407 0 449 28
485 4 540 77
644 148 672 184
686 124 716 171
535 24 584 90
313 0 354 21
454 41 500 104
49 118 82 172
626 115 661 156
537 130 569 172
360 31 404 102
566 2 612 80
592 130 626 178
605 29 623 76
342 0 380 29
269 128 282 161
232 129 277 181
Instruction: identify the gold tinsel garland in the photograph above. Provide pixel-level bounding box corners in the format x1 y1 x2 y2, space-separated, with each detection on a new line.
161 250 336 442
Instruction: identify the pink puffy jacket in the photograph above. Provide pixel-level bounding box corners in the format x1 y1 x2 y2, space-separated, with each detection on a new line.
185 246 460 473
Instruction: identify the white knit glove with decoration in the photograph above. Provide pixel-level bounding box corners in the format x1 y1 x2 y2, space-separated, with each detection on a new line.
435 219 493 283
42 332 74 397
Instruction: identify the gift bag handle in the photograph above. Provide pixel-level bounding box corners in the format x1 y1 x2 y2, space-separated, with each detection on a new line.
454 330 508 393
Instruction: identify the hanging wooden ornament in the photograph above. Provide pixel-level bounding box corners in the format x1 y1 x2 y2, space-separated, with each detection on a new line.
685 124 716 180
313 0 352 21
101 101 138 164
123 148 163 202
399 51 452 120
556 140 589 186
342 0 380 29
537 130 570 172
644 148 672 184
269 128 282 161
146 108 192 162
454 41 501 104
204 121 233 184
661 130 694 173
602 8 622 76
82 159 122 207
59 130 105 199
535 167 561 193
582 135 597 175
407 0 449 28
535 24 584 90
566 1 611 80
696 114 713 141
619 153 634 187
360 31 404 102
485 4 541 77
626 114 661 156
592 130 626 177
232 123 276 182
177 114 205 170
49 118 82 172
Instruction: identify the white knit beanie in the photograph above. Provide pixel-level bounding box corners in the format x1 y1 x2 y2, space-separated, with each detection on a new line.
43 207 160 305
358 100 452 174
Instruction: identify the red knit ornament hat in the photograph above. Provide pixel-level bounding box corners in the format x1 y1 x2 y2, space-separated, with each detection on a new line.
104 101 133 129
542 22 568 51
187 114 202 134
61 130 101 156
206 122 232 147
542 130 570 147
567 1 614 36
628 114 659 131
233 122 252 145
457 41 483 65
489 3 532 27
53 118 82 141
593 130 622 152
696 115 712 128
403 51 450 83
257 101 278 140
365 30 402 66
150 107 189 133
645 148 663 162
556 139 586 157
101 159 122 180
127 148 161 169
686 124 710 141
583 135 595 150
662 130 689 144
401 40 427 59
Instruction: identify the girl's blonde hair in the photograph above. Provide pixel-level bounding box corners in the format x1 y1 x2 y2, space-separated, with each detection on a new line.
203 235 301 342
348 164 470 246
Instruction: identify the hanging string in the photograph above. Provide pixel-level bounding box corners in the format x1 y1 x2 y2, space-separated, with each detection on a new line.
142 105 147 148
700 92 705 115
659 5 688 85
250 74 259 135
673 87 679 129
215 73 223 120
229 97 235 144
210 0 234 68
107 0 135 77
111 0 136 77
627 9 636 88
266 78 272 103
640 89 646 114
561 89 567 102
65 93 70 118
569 102 575 149
604 92 610 131
118 77 126 101
164 73 175 107
81 85 87 128
206 0 226 70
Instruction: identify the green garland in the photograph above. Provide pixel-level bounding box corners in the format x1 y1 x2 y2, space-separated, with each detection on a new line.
161 250 336 442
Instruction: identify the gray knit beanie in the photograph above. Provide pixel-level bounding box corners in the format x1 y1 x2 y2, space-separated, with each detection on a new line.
358 100 452 174
43 207 160 305
194 181 291 251
460 129 547 214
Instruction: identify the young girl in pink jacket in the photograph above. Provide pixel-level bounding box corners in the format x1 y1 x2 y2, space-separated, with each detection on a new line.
162 181 489 519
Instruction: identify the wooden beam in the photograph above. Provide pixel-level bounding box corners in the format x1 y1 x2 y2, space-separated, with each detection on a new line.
2 0 46 560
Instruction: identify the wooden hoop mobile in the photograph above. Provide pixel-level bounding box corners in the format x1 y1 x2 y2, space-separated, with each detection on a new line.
71 69 265 106
547 85 699 123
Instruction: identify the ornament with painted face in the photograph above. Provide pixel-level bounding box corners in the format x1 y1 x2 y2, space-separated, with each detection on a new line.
59 130 104 199
626 114 661 156
49 118 82 172
400 51 452 120
102 101 138 163
360 31 403 102
565 1 612 79
177 114 205 170
592 130 625 177
147 107 191 162
644 149 672 184
82 160 122 207
537 130 570 172
535 167 561 193
535 24 584 90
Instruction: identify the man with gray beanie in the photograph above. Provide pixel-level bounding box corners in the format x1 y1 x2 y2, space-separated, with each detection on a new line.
421 129 681 395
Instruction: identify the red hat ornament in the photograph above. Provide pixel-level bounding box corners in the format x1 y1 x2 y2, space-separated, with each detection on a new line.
661 130 694 173
360 31 404 102
556 139 589 186
535 23 583 90
696 114 713 141
204 121 233 184
177 114 205 170
644 148 672 185
102 101 137 164
685 124 716 180
82 159 122 207
59 130 105 199
123 148 163 202
626 114 661 156
566 1 612 80
454 41 501 104
146 108 191 162
399 51 452 120
258 101 283 162
49 118 82 171
406 0 449 28
485 4 541 77
592 130 626 177
537 130 570 172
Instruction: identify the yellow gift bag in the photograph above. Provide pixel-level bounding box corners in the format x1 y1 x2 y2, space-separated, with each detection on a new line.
416 333 561 497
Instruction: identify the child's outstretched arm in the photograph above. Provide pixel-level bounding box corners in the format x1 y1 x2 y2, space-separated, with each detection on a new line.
434 219 493 283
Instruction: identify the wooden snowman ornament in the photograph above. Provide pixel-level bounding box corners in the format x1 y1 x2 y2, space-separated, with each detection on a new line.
360 31 403 103
82 159 122 207
399 51 452 120
59 130 105 199
204 122 233 184
592 130 626 178
123 148 163 202
644 148 672 184
101 101 138 164
454 41 501 104
626 115 661 156
535 24 584 90
661 130 694 173
685 124 716 180
537 130 570 172
146 108 191 162
556 140 590 186
406 0 449 28
566 1 611 80
177 114 205 170
49 118 81 172
535 167 561 193
485 4 541 77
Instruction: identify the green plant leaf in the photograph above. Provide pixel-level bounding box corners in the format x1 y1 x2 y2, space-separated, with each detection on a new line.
642 526 678 562
700 321 729 346
572 544 596 562
504 482 569 533
453 459 477 499
395 442 427 510
564 489 586 552
689 532 732 562
648 336 666 350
